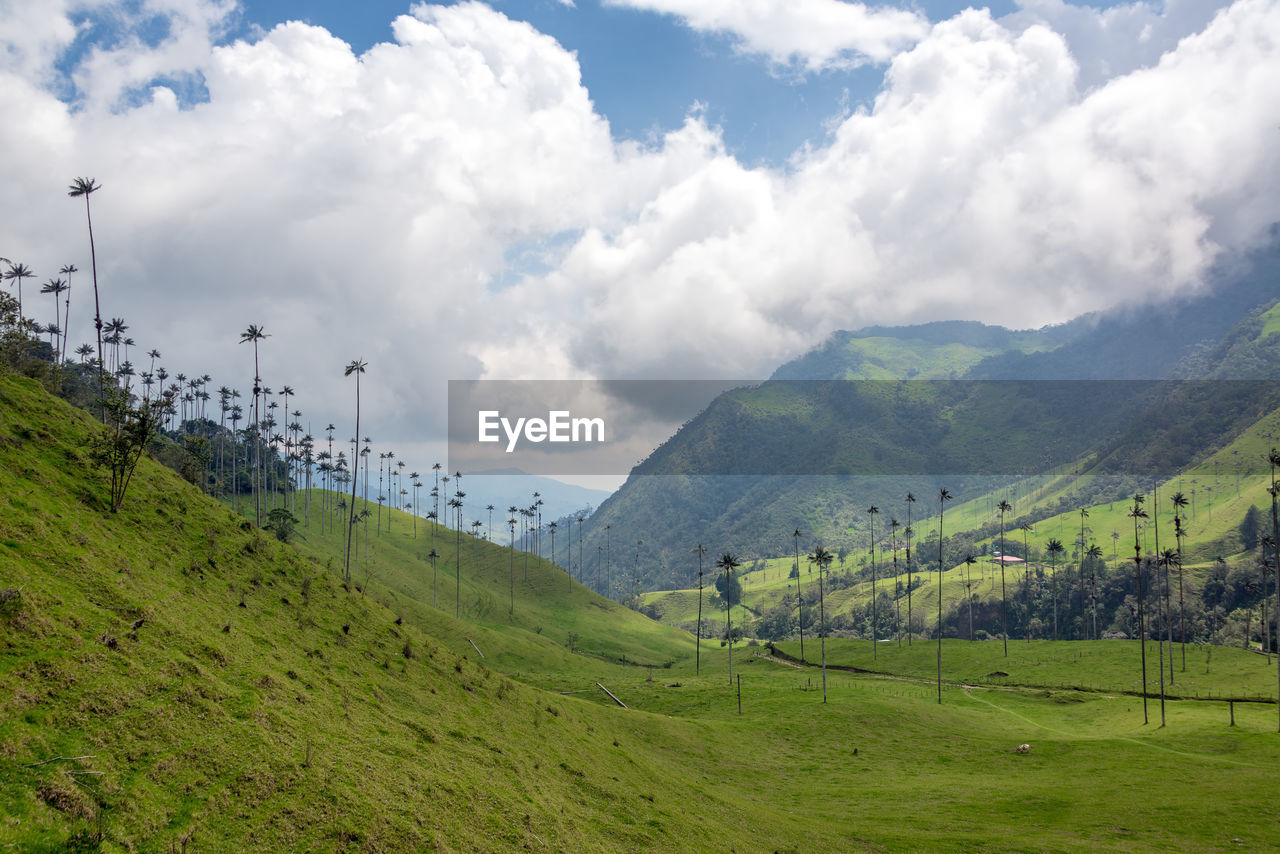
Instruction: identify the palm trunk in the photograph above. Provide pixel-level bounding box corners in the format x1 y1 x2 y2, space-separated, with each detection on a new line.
343 377 360 584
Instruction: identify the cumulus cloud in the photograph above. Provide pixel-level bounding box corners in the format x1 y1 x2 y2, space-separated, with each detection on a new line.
1 0 1278 471
603 0 930 69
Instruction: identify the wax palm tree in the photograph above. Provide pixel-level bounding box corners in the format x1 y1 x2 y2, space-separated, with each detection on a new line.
68 178 105 388
905 492 916 645
1268 448 1280 733
342 359 366 584
693 543 708 675
716 553 742 683
239 325 269 525
890 518 901 645
1086 544 1103 640
450 496 463 617
792 528 805 662
997 498 1012 655
808 546 834 702
428 548 440 608
1077 508 1090 641
4 262 34 324
868 505 880 658
508 513 517 614
58 264 76 364
486 504 494 541
963 553 977 641
40 277 68 360
1020 521 1034 641
1128 494 1150 724
936 487 951 704
1171 491 1189 670
1046 538 1064 641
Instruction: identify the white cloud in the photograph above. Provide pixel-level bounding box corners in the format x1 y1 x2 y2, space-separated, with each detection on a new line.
603 0 930 69
1 0 1278 470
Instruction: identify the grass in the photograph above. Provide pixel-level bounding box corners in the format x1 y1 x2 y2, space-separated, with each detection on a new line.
6 368 1280 851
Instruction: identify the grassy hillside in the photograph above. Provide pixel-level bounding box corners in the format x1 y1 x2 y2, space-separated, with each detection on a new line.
8 369 1280 852
0 371 832 851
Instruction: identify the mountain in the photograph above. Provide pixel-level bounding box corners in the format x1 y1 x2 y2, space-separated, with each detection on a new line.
577 240 1280 592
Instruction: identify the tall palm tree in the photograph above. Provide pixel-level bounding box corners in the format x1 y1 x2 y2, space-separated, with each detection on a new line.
716 552 742 683
1171 491 1189 671
508 513 517 615
67 178 104 386
1086 544 1103 640
239 325 269 526
1128 494 1150 725
58 264 76 365
890 518 901 645
693 543 708 675
428 548 440 608
963 553 977 641
792 528 805 662
342 359 366 584
868 505 880 658
936 487 951 704
4 262 34 326
905 492 916 645
450 496 463 617
39 277 68 360
997 498 1012 655
1020 521 1034 641
1078 508 1090 641
808 546 834 702
1268 448 1280 733
1046 538 1064 641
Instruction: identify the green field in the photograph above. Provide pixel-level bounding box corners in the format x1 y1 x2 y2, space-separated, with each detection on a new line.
5 369 1280 851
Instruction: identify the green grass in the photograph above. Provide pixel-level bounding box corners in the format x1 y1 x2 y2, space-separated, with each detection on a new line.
6 369 1280 851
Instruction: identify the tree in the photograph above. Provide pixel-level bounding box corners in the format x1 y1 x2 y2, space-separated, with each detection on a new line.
508 512 517 615
715 553 742 683
808 546 834 702
997 498 1012 655
936 487 951 704
1046 538 1064 641
905 492 916 645
90 386 167 513
868 505 880 658
1086 544 1103 640
792 528 805 662
3 263 34 327
39 277 68 361
67 178 104 388
693 543 707 675
1239 503 1263 552
428 548 439 608
342 359 366 584
265 507 299 543
58 264 76 365
1078 508 1090 641
1172 491 1189 670
889 518 901 645
1021 521 1034 641
963 553 977 641
239 325 269 526
1128 494 1150 725
1269 448 1280 733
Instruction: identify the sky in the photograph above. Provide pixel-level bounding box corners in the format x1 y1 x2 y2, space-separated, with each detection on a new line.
2 0 1279 490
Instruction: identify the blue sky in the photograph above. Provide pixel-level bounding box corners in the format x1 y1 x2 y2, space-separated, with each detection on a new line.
232 0 1033 164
